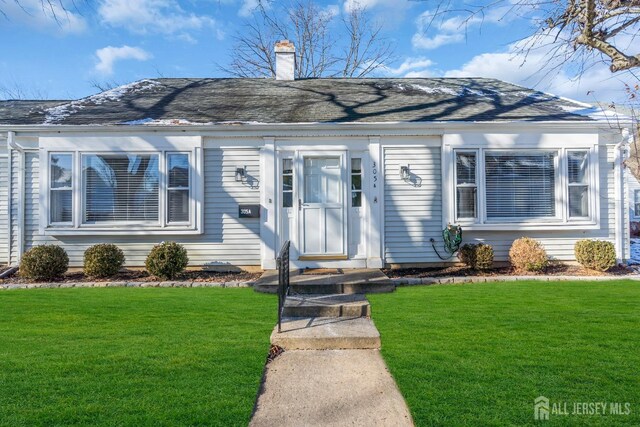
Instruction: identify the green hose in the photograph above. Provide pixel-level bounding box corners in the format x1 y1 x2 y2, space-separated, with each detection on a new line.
431 224 463 260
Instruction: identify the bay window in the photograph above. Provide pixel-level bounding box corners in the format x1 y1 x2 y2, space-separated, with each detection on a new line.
46 150 197 232
452 147 597 227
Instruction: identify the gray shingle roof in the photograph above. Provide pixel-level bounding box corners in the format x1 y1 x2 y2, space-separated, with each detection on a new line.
0 78 600 126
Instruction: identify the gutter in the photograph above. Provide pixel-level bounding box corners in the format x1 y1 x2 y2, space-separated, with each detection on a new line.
7 131 25 265
614 128 632 263
0 119 629 134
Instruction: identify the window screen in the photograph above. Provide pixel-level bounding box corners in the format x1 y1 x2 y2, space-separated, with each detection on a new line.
83 154 159 223
567 151 589 218
50 154 73 223
485 152 556 219
167 153 190 223
455 152 477 219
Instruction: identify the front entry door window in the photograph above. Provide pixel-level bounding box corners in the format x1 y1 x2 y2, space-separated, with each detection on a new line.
300 156 346 256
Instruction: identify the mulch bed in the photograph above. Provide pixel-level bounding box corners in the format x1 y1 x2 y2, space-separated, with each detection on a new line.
383 264 634 279
1 269 262 284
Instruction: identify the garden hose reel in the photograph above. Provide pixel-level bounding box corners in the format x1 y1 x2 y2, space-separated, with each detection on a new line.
430 224 463 260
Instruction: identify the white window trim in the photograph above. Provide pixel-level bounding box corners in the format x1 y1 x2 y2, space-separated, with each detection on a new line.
454 150 479 222
447 145 600 230
633 189 640 219
40 148 203 235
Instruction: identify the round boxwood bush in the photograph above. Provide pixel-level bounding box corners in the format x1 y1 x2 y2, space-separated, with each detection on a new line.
459 243 494 270
574 239 616 271
145 242 189 280
509 237 548 272
474 244 494 270
20 245 69 281
83 243 125 278
458 244 476 268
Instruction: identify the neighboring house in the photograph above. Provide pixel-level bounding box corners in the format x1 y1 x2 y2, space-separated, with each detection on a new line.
0 44 634 269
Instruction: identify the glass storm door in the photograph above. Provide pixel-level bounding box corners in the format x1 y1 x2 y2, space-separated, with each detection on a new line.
298 154 347 258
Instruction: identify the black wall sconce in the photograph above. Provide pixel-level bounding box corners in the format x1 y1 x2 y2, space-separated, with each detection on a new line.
400 165 410 181
235 167 246 182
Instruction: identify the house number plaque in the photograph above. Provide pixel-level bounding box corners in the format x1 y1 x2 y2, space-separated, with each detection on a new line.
239 204 260 218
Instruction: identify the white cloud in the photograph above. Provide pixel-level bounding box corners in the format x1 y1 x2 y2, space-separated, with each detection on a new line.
95 46 152 75
384 57 435 77
443 37 634 103
238 0 260 17
99 0 216 37
0 0 86 34
412 8 507 50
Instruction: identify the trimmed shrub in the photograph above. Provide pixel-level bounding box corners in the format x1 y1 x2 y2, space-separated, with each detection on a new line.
145 242 189 280
84 244 125 278
458 244 476 268
20 245 69 281
509 237 548 272
475 244 494 270
575 239 616 272
459 243 494 270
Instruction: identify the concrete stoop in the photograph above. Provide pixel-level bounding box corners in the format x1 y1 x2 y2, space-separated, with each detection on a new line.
282 293 371 318
271 316 381 350
253 268 396 294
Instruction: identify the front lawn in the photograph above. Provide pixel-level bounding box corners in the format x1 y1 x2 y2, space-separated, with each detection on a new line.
369 281 640 426
0 288 275 426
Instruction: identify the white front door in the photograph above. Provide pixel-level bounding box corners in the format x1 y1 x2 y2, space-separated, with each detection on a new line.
298 153 347 259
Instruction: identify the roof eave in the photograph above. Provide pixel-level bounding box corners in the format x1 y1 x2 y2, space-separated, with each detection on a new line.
0 118 631 134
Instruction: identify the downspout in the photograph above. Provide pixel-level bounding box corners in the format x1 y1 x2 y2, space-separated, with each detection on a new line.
7 131 25 265
614 128 631 264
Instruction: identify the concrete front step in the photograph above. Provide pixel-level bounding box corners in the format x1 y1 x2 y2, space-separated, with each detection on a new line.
253 269 396 295
283 294 370 318
271 317 381 350
255 282 395 295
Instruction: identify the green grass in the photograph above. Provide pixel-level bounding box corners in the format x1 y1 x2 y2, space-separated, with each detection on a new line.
0 288 275 426
369 281 640 426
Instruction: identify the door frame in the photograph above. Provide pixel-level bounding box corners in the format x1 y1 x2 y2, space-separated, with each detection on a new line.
294 149 348 260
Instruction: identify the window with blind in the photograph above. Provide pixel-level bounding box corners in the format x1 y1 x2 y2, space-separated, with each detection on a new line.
50 154 73 224
167 153 190 223
45 150 198 232
485 151 556 220
635 190 640 218
455 152 477 219
567 151 589 218
83 154 160 223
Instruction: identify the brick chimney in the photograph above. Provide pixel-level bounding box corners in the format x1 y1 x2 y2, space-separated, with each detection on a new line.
274 40 295 81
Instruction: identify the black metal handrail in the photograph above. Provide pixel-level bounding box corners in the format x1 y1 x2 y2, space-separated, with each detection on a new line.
276 240 291 333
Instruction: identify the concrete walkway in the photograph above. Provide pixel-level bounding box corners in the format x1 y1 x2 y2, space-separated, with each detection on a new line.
250 349 413 427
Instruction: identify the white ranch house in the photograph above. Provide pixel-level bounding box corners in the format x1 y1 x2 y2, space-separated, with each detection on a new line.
0 46 634 270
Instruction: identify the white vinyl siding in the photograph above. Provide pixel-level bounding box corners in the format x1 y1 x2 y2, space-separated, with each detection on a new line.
384 146 442 263
17 148 261 266
0 155 8 264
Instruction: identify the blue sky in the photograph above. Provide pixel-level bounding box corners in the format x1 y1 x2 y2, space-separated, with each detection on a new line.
0 0 634 103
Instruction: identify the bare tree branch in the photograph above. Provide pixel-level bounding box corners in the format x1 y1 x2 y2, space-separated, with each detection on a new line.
220 0 395 78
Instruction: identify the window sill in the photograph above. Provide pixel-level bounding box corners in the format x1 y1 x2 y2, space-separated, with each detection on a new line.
454 221 600 231
43 226 203 236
